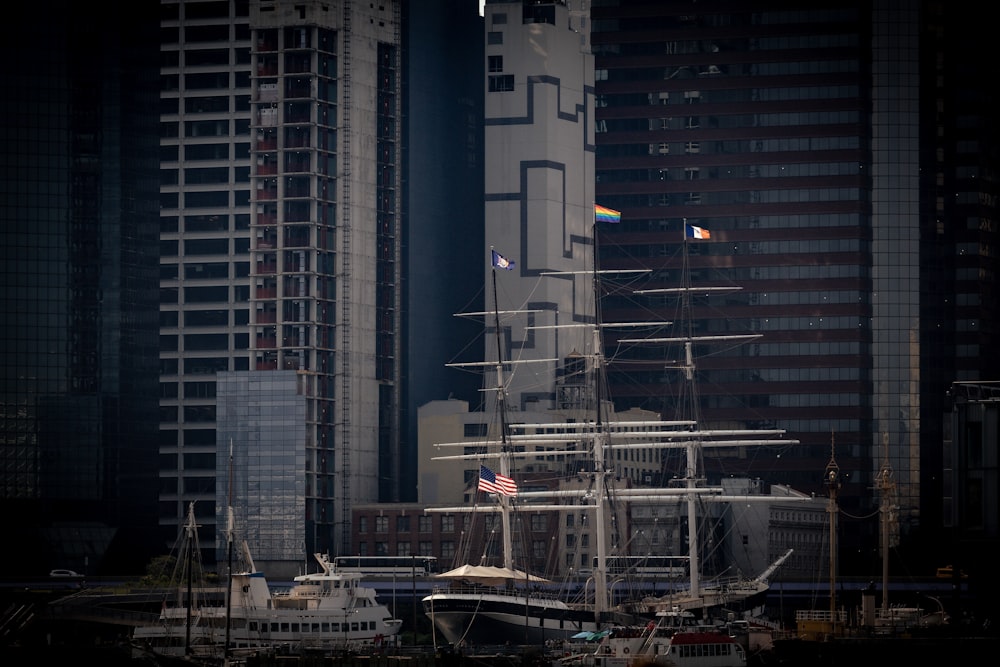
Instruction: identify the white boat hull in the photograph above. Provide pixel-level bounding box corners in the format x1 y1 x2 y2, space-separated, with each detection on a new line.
423 591 600 645
132 607 401 657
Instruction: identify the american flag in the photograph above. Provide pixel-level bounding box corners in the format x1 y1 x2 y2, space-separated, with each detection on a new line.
478 465 517 496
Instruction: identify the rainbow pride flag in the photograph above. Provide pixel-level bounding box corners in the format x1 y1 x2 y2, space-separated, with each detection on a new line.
595 204 621 223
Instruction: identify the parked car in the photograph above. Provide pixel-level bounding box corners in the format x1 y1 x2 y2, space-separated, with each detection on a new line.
48 569 81 578
935 565 968 579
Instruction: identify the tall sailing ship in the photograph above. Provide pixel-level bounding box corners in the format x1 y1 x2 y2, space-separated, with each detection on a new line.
421 213 806 647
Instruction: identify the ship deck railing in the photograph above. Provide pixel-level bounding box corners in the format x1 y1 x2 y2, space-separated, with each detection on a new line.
793 609 848 623
428 582 566 600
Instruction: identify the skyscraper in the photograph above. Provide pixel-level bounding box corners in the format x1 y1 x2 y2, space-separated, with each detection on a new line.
589 0 1000 570
159 0 256 563
161 0 404 562
162 0 483 568
0 1 162 575
482 0 596 406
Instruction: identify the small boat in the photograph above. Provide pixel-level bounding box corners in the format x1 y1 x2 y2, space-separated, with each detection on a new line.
560 608 746 667
132 504 401 662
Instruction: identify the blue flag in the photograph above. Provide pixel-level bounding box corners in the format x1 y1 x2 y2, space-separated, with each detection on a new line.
491 249 515 270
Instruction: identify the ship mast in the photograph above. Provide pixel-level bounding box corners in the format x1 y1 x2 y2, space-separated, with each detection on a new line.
679 223 703 598
488 252 515 572
591 221 610 618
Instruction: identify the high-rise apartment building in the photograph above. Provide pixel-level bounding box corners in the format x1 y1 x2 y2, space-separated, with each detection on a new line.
161 0 483 568
1 1 162 575
161 0 403 562
159 0 256 561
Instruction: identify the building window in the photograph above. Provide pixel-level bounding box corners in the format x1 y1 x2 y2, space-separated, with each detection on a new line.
375 541 388 555
419 541 434 556
441 515 455 532
440 541 455 560
419 515 433 533
464 423 488 438
488 55 503 73
487 31 502 45
397 542 411 556
358 516 368 533
488 75 514 92
530 514 548 531
375 516 388 533
397 516 411 532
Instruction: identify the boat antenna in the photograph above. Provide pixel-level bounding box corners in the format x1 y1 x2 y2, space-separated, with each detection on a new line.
224 438 235 659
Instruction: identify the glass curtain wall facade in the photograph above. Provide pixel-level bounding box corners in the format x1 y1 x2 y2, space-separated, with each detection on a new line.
216 370 306 578
1 0 162 575
918 4 1000 544
400 0 485 504
591 1 902 570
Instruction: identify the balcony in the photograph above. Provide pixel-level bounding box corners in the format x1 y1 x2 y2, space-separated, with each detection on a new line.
256 135 278 151
257 108 278 127
255 161 277 176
